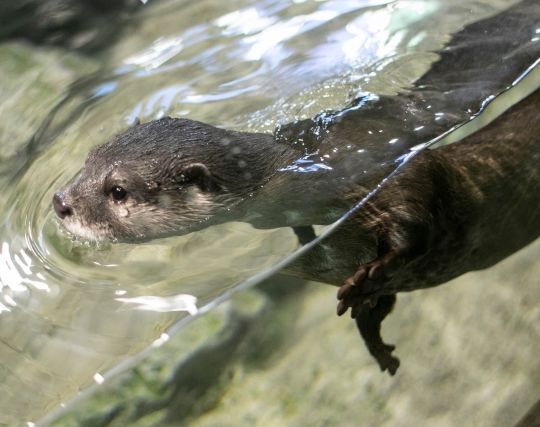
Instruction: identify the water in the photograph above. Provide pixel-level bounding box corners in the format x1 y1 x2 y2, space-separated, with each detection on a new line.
0 0 538 425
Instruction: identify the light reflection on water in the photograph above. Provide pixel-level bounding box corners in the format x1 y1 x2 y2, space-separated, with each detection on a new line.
0 0 532 425
110 0 444 131
116 294 198 314
0 242 48 299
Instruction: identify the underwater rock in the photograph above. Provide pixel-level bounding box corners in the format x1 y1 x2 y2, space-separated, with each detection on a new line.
50 244 540 426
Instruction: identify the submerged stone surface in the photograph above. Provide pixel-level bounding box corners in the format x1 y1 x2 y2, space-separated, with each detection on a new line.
52 241 540 427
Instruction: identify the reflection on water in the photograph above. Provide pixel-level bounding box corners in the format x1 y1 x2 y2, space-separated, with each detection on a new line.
116 294 198 313
0 0 537 425
0 242 49 305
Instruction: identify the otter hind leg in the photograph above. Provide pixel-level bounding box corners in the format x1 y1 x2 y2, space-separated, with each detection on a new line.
337 181 433 375
353 294 400 375
334 207 429 375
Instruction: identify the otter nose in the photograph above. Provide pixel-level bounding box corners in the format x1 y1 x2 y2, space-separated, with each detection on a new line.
53 192 73 219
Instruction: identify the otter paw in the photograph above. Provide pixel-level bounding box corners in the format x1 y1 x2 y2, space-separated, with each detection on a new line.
336 251 398 317
374 347 400 375
336 284 377 316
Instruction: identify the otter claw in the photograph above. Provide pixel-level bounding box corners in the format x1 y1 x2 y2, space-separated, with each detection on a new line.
352 267 368 284
337 281 354 300
336 300 348 316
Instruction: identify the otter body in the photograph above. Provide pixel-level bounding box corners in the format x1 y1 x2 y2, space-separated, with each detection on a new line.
303 89 540 288
53 0 540 374
286 89 540 373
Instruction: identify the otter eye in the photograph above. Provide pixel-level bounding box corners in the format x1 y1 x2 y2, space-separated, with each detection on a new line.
111 186 127 201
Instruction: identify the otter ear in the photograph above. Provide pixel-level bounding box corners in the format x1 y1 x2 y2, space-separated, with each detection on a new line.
177 163 220 192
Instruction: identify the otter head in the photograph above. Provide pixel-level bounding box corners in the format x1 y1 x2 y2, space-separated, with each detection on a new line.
52 117 272 241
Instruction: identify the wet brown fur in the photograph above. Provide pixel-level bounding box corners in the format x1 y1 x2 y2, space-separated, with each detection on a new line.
330 89 540 373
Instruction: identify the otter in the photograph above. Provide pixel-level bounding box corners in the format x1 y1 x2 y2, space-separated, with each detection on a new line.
53 0 540 374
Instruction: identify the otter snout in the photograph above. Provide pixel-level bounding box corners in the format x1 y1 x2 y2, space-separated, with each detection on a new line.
53 192 73 219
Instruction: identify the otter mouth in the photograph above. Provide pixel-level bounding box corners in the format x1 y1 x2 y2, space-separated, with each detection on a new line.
56 213 199 244
56 217 113 242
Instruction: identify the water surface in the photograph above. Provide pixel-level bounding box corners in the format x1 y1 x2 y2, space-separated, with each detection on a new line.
0 0 537 425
